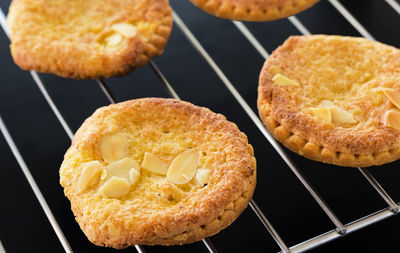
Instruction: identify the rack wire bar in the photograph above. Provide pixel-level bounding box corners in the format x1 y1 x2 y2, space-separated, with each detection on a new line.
0 240 6 253
96 78 116 104
285 202 400 253
358 168 399 213
287 16 311 36
202 238 218 253
172 10 346 234
0 116 73 253
327 0 375 41
249 199 290 253
232 21 270 59
148 61 181 100
386 0 400 14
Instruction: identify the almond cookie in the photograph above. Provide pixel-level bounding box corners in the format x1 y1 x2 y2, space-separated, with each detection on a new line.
258 35 400 167
190 0 318 21
60 98 256 248
7 0 172 79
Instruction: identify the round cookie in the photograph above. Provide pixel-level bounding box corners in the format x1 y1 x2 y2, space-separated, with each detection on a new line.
190 0 319 22
60 98 256 248
258 35 400 167
7 0 172 79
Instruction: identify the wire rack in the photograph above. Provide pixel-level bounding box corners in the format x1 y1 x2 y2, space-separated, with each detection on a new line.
1 1 400 252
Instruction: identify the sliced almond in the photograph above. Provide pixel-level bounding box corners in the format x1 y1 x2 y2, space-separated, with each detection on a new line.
330 106 357 124
308 108 332 123
382 88 400 109
112 23 137 37
78 161 104 193
167 149 199 185
268 66 281 76
384 109 400 131
272 74 300 87
102 158 140 184
100 177 130 198
319 100 335 107
129 168 141 186
104 33 123 47
141 152 167 175
193 168 211 187
100 169 107 180
101 133 128 162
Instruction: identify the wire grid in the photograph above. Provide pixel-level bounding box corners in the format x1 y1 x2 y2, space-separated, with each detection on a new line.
0 1 400 252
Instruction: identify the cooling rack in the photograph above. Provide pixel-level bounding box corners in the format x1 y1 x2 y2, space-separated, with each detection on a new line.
1 0 400 252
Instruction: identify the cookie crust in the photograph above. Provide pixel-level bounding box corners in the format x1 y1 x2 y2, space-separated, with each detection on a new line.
258 35 400 167
7 0 172 79
60 98 256 248
190 0 319 21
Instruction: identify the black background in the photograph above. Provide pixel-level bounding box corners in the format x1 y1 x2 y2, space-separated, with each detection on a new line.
1 0 400 252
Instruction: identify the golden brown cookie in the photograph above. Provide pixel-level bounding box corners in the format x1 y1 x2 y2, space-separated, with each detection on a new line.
7 0 172 79
190 0 319 21
258 35 400 167
60 98 256 248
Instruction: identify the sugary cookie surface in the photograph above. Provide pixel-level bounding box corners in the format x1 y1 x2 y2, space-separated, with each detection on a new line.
60 98 256 248
258 35 400 167
190 0 318 21
7 0 172 78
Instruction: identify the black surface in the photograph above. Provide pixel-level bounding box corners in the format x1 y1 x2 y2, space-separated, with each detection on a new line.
1 0 400 252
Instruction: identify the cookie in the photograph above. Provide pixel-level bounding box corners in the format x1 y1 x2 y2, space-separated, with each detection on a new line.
190 0 319 21
60 98 256 248
7 0 172 79
258 35 400 167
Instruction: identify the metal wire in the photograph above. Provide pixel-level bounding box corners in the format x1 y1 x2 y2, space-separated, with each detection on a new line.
287 16 311 35
96 78 116 104
148 61 181 100
249 199 290 253
202 238 218 253
285 203 399 253
0 240 5 253
358 168 399 213
232 21 270 59
0 116 73 253
327 0 375 41
386 0 400 14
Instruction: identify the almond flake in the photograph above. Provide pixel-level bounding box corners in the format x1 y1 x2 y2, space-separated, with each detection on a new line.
112 23 137 37
104 33 123 47
308 108 332 123
102 158 140 184
101 133 128 162
129 168 141 186
382 88 400 109
100 177 130 198
384 109 400 131
193 168 211 187
141 152 167 175
167 149 199 185
330 106 356 124
272 74 300 87
78 161 104 192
